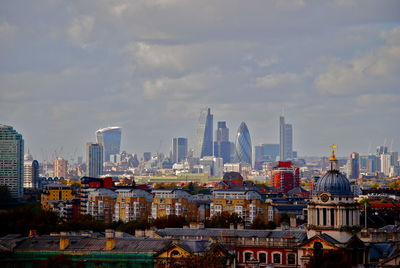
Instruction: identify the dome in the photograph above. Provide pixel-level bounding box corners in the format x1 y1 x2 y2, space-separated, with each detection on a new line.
24 153 33 161
315 170 353 196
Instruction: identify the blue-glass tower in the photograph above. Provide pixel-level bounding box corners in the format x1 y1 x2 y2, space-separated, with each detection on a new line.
194 108 213 158
96 127 122 162
234 122 252 165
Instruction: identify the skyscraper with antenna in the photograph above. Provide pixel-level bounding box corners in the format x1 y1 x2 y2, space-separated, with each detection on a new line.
279 115 293 161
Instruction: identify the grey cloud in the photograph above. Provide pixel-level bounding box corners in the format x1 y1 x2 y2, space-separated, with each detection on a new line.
1 0 400 158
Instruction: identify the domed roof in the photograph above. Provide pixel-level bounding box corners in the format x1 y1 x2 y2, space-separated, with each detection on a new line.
315 170 353 196
315 146 353 196
24 153 33 161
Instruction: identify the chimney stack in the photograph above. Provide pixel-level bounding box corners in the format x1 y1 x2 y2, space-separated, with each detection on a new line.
105 229 115 250
60 232 70 250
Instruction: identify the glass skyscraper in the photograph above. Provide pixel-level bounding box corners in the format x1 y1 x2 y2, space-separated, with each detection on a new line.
86 142 103 178
234 122 252 165
0 125 24 199
279 116 293 161
214 121 231 164
96 127 122 162
172 137 188 163
194 108 213 158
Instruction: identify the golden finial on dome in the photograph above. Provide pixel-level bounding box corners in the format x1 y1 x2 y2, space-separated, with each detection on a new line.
329 145 337 161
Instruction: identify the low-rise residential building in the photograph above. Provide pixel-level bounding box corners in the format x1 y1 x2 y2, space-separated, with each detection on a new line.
114 188 152 222
151 189 198 221
210 189 267 225
86 188 117 224
41 183 77 211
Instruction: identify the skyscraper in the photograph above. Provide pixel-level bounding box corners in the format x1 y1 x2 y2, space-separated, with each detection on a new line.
24 152 39 189
172 138 188 163
194 108 213 158
96 127 122 162
0 125 24 199
255 144 280 162
54 157 68 178
348 152 360 179
279 116 293 161
380 153 391 176
86 143 103 178
234 122 252 165
214 121 231 164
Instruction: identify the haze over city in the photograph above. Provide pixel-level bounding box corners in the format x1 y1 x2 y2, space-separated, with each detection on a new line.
1 0 399 160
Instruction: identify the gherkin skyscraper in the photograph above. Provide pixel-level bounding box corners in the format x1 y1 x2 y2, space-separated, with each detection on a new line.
234 122 252 165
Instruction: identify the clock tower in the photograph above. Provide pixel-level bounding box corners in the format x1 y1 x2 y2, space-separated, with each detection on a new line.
307 146 360 243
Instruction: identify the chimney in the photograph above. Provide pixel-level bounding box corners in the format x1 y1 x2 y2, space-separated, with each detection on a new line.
237 223 244 230
198 222 205 229
105 229 115 250
60 232 70 250
29 230 37 237
230 223 235 230
290 216 297 227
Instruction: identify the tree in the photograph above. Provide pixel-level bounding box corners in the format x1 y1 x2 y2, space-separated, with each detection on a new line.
152 215 187 229
205 212 243 228
116 219 151 234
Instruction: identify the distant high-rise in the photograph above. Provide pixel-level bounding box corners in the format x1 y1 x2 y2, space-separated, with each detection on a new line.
214 121 231 164
96 127 122 162
366 155 378 174
348 152 360 179
0 125 24 199
143 152 151 162
54 157 68 178
24 153 39 189
86 143 103 178
194 108 213 158
255 144 280 162
172 138 188 163
279 116 293 161
234 122 252 165
380 153 391 176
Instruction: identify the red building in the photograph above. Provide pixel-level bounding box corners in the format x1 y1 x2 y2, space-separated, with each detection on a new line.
271 161 299 193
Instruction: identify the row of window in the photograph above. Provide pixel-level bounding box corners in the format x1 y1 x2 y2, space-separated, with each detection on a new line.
243 251 296 265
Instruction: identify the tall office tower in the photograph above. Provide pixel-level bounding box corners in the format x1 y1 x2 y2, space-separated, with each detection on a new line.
172 138 188 163
366 155 378 174
95 127 122 162
143 152 151 162
23 152 39 189
279 116 293 161
214 121 231 164
390 151 399 166
54 157 68 178
0 125 24 199
86 143 103 178
380 153 391 176
255 144 280 162
234 122 252 165
271 161 300 193
347 152 360 179
376 145 388 156
194 108 213 158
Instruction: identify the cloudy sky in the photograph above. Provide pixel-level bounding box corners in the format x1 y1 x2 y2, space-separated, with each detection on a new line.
1 0 399 161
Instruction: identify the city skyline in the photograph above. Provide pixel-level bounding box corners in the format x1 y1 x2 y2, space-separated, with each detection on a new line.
0 1 399 160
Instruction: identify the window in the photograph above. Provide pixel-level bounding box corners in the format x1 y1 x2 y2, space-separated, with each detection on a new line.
244 252 252 262
171 250 180 257
258 252 267 263
287 253 296 265
273 253 281 264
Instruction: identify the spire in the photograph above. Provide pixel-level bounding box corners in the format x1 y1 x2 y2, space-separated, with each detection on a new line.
329 145 338 170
